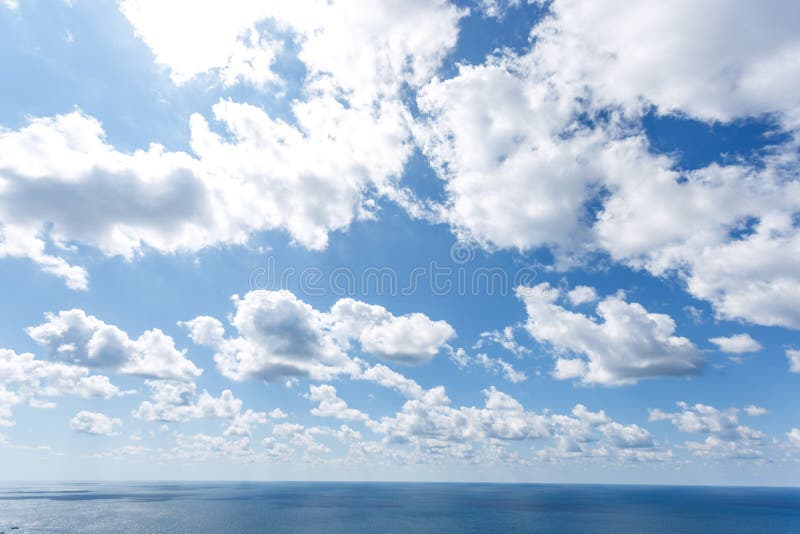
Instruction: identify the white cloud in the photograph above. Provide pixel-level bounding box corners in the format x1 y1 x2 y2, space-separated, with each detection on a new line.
0 111 212 286
183 291 455 382
133 380 239 422
168 432 253 461
787 349 800 373
517 283 703 386
533 0 800 124
132 380 273 437
0 348 128 426
598 163 800 328
367 385 665 463
474 353 528 384
410 4 800 331
0 101 412 286
709 334 763 354
453 351 528 384
416 54 605 255
184 291 355 382
0 0 456 290
121 0 463 100
744 405 768 417
70 410 122 436
120 1 281 86
566 286 598 306
788 428 800 447
357 364 424 399
649 402 766 459
27 309 201 381
330 298 455 365
473 327 530 357
306 384 369 422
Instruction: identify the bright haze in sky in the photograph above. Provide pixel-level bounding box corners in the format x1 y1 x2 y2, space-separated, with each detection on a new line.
0 0 799 485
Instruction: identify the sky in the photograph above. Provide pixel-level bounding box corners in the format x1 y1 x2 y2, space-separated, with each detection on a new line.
0 0 799 485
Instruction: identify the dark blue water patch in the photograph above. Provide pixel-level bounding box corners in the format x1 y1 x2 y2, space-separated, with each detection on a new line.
643 112 791 170
0 482 799 533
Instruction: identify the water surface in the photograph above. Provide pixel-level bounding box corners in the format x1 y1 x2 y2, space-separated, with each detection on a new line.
0 482 799 533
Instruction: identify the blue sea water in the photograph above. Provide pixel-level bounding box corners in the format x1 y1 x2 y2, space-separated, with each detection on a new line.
0 482 799 533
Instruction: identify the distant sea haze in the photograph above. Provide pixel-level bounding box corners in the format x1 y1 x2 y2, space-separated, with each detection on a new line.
1 482 799 533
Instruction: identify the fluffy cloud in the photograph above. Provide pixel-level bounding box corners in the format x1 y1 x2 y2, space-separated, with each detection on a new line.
597 154 800 329
329 298 455 364
412 2 800 330
26 309 201 381
517 283 703 386
451 351 527 384
367 386 664 463
0 348 127 426
533 0 800 124
121 0 463 99
121 1 281 86
787 349 800 373
183 291 354 382
567 286 598 306
168 432 254 461
416 53 606 254
133 380 239 422
788 428 800 447
649 402 767 459
744 405 768 417
0 100 410 287
357 364 424 399
473 327 530 358
70 410 122 436
709 334 763 354
306 384 369 422
182 291 455 382
132 380 274 437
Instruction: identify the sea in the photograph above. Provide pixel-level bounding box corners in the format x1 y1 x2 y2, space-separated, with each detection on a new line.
0 482 799 533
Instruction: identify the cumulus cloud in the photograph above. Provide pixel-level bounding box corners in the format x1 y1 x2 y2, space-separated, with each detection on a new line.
132 379 274 437
182 291 455 382
787 349 800 373
649 402 767 459
329 298 455 365
0 1 468 289
367 385 665 463
517 283 703 386
709 334 763 354
121 1 282 86
26 309 201 381
744 405 768 417
0 348 128 426
70 410 122 436
306 384 369 422
411 1 800 330
357 363 424 400
121 0 463 99
788 428 800 447
567 286 598 306
0 100 411 286
533 0 800 124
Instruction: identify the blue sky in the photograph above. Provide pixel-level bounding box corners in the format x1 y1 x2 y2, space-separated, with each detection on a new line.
0 0 799 485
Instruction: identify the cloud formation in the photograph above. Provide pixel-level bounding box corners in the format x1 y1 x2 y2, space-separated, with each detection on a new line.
27 309 201 381
183 291 455 382
70 410 122 436
517 283 703 385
